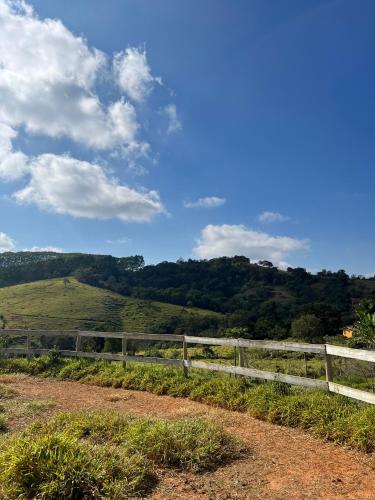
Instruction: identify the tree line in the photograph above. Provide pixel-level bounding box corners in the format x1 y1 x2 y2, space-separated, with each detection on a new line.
1 252 375 341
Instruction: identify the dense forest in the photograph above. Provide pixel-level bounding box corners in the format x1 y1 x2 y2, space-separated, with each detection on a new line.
1 251 375 340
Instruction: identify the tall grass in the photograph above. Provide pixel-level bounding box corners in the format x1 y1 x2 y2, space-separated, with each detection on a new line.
1 355 375 454
0 410 241 499
0 383 18 432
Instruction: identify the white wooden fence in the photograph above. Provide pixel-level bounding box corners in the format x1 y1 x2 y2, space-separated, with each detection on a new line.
1 329 375 405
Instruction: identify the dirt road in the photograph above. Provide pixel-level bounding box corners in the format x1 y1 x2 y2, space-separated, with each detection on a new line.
3 374 375 499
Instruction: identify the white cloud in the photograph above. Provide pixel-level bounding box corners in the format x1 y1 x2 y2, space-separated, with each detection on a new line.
0 1 174 223
0 123 29 180
25 246 63 253
0 1 145 152
184 196 226 209
164 104 181 134
193 224 309 267
14 154 164 222
113 47 161 102
0 231 15 252
258 211 290 223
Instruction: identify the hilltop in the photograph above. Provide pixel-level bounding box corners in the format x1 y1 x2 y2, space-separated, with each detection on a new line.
0 277 221 333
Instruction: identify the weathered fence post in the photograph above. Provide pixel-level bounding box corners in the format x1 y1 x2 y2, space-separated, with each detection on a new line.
26 332 31 357
122 333 127 369
183 336 188 377
239 346 245 368
325 345 333 383
304 353 308 377
75 332 81 355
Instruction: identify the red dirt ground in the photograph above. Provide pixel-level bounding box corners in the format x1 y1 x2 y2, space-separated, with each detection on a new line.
2 374 375 499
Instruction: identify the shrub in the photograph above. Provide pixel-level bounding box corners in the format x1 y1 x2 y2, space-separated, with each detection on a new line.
291 314 324 343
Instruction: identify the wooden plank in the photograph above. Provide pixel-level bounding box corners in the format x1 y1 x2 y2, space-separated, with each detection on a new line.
125 355 182 366
0 330 183 341
188 360 329 390
0 329 78 337
185 336 325 354
123 333 184 342
237 340 325 354
79 331 124 339
326 344 375 363
70 332 184 341
0 348 51 355
328 382 375 405
80 332 183 341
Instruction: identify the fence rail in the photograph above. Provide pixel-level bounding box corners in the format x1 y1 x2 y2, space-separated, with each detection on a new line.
0 329 374 405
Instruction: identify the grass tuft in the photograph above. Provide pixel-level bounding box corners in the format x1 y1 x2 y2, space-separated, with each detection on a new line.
0 410 241 499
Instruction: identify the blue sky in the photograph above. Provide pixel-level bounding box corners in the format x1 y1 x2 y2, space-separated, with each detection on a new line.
0 0 375 274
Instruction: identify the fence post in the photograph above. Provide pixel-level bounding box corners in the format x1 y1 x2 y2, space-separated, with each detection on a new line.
304 353 308 377
27 332 31 357
183 337 188 377
239 346 245 368
122 334 127 369
75 332 81 356
325 345 333 384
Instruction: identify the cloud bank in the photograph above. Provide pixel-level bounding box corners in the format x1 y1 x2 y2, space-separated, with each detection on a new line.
194 224 308 267
0 0 175 222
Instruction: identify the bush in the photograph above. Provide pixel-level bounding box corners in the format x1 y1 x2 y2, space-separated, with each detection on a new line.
291 314 324 343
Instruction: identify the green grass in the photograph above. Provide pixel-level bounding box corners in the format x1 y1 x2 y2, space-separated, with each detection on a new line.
0 410 241 499
1 355 375 457
0 277 221 332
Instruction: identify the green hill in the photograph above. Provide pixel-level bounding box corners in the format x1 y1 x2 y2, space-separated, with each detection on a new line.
0 278 222 333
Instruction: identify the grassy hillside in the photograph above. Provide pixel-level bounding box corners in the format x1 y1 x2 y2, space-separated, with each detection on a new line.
0 278 222 332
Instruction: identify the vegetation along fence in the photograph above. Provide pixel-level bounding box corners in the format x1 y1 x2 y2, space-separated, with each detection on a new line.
1 329 375 405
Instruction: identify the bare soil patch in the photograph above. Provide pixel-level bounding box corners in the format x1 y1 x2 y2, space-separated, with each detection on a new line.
3 374 375 499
